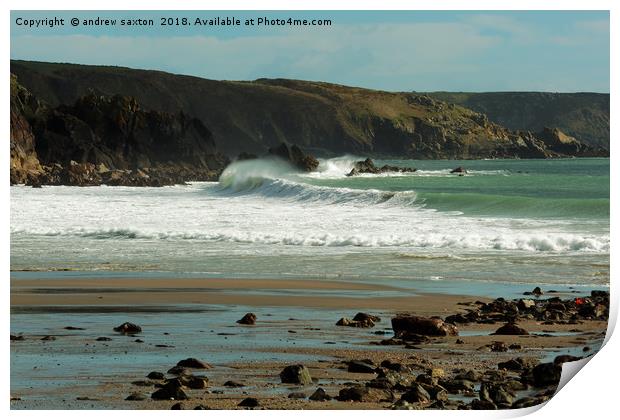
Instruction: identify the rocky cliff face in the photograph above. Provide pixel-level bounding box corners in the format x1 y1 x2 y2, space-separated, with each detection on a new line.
10 74 44 184
426 91 610 151
10 74 228 186
10 60 606 162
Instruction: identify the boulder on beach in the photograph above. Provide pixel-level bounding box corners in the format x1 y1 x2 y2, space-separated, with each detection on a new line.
113 322 142 334
491 323 529 336
336 314 377 328
176 358 213 369
353 312 381 323
309 387 331 401
151 379 189 400
238 397 260 408
400 384 431 403
336 317 372 328
236 313 257 325
280 364 313 385
391 315 459 337
532 362 562 387
178 374 209 389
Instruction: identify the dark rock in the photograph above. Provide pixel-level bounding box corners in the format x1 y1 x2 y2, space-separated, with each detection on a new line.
267 143 319 172
194 405 211 410
391 315 458 337
10 335 25 341
346 360 376 374
113 322 142 334
288 392 307 399
280 364 313 385
309 387 331 401
95 337 112 341
238 397 260 408
170 402 184 410
224 380 245 387
491 323 529 336
125 392 147 401
439 379 475 394
178 375 209 389
450 166 467 174
347 158 416 176
336 317 375 328
40 335 56 341
532 362 562 387
64 326 85 330
147 371 165 380
167 366 191 375
400 384 431 403
151 379 189 400
353 312 381 323
236 313 257 325
380 360 412 373
490 342 508 352
337 386 392 402
554 355 582 365
470 399 497 410
176 358 212 369
479 382 514 406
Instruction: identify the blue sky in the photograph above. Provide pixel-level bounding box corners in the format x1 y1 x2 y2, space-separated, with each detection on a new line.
10 10 610 92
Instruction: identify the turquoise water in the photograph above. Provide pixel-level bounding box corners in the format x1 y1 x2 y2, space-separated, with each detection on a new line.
10 158 610 291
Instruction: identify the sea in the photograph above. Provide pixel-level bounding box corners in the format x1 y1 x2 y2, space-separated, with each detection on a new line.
10 157 610 297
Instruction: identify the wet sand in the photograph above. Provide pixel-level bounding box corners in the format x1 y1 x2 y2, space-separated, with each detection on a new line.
10 276 479 313
10 276 608 410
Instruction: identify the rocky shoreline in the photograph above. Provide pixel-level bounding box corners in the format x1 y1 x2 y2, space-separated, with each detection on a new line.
10 284 608 410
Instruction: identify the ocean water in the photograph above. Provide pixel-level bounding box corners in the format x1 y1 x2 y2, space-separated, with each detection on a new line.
10 157 609 290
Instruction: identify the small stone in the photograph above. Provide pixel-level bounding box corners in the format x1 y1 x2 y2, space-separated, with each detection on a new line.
113 322 142 334
236 313 257 325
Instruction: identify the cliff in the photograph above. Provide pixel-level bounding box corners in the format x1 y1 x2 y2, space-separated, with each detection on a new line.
426 91 610 151
10 74 228 186
10 60 606 165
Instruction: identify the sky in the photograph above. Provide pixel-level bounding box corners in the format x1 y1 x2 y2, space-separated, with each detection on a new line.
10 10 610 92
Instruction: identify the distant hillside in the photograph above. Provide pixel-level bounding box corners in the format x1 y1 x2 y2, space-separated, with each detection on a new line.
10 60 606 164
427 92 609 150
